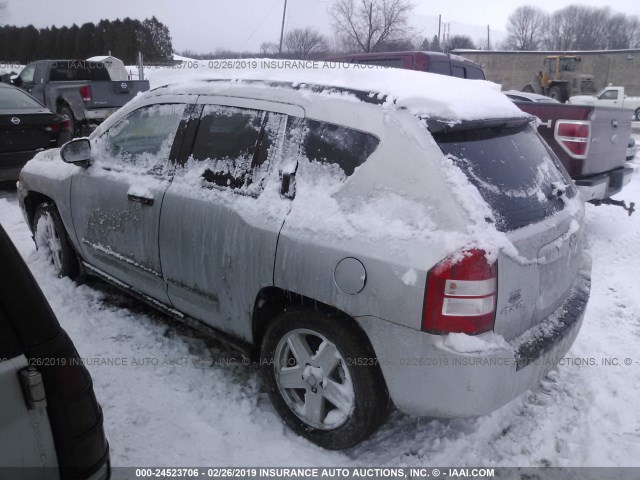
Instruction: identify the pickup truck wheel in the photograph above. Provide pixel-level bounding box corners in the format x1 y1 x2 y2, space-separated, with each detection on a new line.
634 108 640 122
33 203 79 279
260 308 390 449
58 106 76 144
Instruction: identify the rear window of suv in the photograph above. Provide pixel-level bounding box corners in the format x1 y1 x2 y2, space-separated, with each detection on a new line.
431 121 575 231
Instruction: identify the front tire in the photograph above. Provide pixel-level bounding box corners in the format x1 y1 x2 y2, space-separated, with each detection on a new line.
548 85 567 103
634 108 640 122
33 203 79 279
261 308 390 449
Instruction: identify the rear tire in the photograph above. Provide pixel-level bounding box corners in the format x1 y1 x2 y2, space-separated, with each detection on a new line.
634 108 640 122
522 85 535 93
260 308 390 449
57 106 77 145
33 203 79 279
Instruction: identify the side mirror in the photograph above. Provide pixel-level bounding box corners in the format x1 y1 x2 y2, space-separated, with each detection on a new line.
60 138 91 166
12 76 23 87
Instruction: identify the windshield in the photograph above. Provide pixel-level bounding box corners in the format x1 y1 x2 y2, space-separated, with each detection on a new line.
431 121 575 231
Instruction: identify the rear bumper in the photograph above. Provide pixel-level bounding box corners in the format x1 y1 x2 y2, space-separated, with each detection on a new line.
357 252 591 418
0 150 41 181
575 165 634 201
84 108 118 123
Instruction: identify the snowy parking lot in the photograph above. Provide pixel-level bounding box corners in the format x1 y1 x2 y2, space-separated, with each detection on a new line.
1 150 639 468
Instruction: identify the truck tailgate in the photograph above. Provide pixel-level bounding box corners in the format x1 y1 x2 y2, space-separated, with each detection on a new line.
515 103 631 178
87 80 150 109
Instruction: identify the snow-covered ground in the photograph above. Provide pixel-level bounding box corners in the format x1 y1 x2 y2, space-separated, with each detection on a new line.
1 141 639 468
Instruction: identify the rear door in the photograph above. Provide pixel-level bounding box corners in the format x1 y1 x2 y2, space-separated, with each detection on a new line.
70 96 196 303
159 97 304 340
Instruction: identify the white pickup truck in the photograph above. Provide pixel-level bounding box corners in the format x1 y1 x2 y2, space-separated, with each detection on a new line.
569 86 640 120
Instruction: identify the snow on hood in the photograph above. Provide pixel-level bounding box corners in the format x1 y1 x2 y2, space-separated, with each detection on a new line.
146 59 528 122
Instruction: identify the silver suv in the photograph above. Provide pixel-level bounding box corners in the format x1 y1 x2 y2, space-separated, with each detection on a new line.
17 72 592 449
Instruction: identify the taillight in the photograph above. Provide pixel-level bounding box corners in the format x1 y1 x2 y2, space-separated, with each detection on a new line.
422 249 497 335
49 118 71 133
554 120 590 159
80 85 92 102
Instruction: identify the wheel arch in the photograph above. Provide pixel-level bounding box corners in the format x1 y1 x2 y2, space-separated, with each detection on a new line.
250 287 378 362
23 191 55 232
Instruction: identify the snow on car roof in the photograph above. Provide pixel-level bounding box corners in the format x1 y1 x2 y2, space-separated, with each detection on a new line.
146 60 528 122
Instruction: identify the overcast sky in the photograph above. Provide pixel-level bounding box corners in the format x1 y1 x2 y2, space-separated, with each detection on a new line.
3 0 640 53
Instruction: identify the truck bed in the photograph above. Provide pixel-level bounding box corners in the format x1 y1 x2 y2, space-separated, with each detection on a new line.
514 102 631 178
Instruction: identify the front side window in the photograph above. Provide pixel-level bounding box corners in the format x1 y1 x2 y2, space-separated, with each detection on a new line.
465 66 485 79
98 103 185 169
428 61 452 76
18 65 36 85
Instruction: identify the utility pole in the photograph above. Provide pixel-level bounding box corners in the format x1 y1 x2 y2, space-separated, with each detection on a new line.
438 14 442 51
278 0 288 55
487 25 490 50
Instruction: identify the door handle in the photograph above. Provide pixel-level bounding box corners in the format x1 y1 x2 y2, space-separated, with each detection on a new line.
127 194 154 206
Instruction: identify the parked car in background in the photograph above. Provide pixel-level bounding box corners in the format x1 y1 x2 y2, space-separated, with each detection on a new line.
0 83 70 182
326 51 486 79
18 69 591 449
0 223 110 478
11 59 150 140
504 90 560 103
569 85 640 121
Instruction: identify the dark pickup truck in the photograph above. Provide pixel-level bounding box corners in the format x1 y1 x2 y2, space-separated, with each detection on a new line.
12 60 149 139
513 101 635 214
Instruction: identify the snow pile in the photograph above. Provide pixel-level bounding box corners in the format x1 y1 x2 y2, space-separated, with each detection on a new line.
144 59 527 122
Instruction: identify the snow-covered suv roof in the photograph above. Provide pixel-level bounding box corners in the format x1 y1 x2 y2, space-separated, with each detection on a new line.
147 62 527 122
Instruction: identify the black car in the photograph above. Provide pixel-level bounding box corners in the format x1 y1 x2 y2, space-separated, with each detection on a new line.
0 83 70 182
0 223 110 478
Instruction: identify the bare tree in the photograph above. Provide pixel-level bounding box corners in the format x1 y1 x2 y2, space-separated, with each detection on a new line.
260 41 280 56
330 0 414 53
283 27 327 59
505 6 547 50
542 5 616 50
446 34 476 51
607 13 640 49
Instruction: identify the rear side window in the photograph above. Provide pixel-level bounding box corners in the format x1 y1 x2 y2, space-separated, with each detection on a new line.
302 120 379 176
191 105 265 190
465 66 485 79
452 65 465 78
428 61 452 76
432 122 574 231
49 61 111 81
